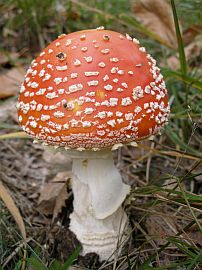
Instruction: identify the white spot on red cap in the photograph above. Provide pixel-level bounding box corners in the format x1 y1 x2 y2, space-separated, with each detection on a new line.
18 115 22 122
121 82 128 88
39 69 45 77
74 59 81 66
133 86 144 100
48 49 53 54
36 104 43 111
110 58 119 62
84 108 94 114
113 78 118 83
109 98 118 106
126 33 132 40
54 111 65 118
103 75 109 81
46 92 58 99
70 73 78 79
88 80 99 86
81 47 88 52
85 71 99 76
68 84 83 93
30 120 38 128
98 62 106 68
41 114 50 121
84 56 93 63
107 119 116 127
54 77 62 85
104 85 113 91
101 49 110 54
97 26 104 30
30 82 39 88
80 34 86 40
65 39 72 46
118 70 124 75
139 47 146 52
111 67 118 73
125 113 133 120
43 73 51 81
97 111 106 119
40 60 46 64
20 85 25 93
133 38 140 44
121 97 132 106
56 65 68 71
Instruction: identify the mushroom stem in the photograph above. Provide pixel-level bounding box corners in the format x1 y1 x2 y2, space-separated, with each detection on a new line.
69 150 130 261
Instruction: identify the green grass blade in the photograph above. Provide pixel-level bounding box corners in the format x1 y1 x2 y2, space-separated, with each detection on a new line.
161 68 202 91
13 260 23 270
170 0 187 76
28 256 48 270
165 125 201 157
138 213 202 269
168 237 198 258
160 188 202 203
49 260 63 270
187 250 202 270
61 246 81 270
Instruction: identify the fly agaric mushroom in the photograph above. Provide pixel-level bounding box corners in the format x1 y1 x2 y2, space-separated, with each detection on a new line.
17 28 170 261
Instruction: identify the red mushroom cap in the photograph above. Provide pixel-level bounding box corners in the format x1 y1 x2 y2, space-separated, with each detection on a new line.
17 28 170 150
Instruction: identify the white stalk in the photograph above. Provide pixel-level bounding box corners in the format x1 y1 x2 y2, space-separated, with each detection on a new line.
68 150 130 261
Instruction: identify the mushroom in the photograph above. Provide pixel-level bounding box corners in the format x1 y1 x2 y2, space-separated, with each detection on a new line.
17 28 170 261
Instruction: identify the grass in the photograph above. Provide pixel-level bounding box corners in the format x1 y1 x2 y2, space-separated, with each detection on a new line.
0 0 202 269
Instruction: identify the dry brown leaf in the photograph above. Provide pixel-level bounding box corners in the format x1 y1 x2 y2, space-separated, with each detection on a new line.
186 224 202 246
0 98 18 123
167 35 202 70
38 171 72 219
0 132 28 140
133 0 177 49
146 214 177 245
0 66 25 99
0 52 19 65
183 25 202 46
0 181 26 240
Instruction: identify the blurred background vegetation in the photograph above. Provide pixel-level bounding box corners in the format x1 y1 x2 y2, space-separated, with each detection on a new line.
0 0 202 269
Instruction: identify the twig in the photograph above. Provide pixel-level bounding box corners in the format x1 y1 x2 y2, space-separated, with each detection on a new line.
146 141 155 183
2 238 31 268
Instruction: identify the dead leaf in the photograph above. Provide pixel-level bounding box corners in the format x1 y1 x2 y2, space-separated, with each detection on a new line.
0 98 18 123
186 224 202 246
133 0 177 49
42 148 72 173
146 214 177 245
0 181 26 240
0 51 19 65
0 66 25 99
0 132 28 140
183 25 202 46
37 171 72 220
167 34 202 70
